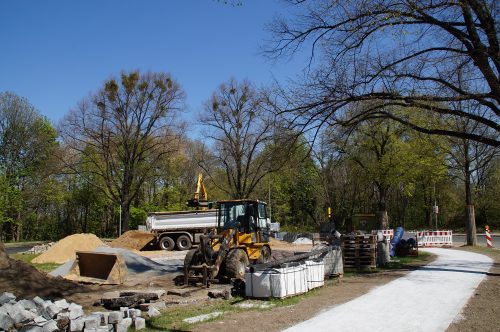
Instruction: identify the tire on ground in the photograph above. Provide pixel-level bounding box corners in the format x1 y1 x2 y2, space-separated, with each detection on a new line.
159 236 175 251
184 249 199 273
176 235 192 251
224 249 249 280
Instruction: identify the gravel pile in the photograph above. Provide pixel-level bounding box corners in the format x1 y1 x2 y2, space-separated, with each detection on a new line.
0 292 147 332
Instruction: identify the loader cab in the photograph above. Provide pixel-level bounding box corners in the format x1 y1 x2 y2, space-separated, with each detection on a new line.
217 200 270 242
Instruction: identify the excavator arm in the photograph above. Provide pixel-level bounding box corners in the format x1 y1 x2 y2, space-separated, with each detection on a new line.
186 173 211 208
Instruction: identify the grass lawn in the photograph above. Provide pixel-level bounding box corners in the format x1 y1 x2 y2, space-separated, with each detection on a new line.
10 253 61 272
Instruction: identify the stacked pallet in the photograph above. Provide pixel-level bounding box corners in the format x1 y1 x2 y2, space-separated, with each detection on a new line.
341 234 377 269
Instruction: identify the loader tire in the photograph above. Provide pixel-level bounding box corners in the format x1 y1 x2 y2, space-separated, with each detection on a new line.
176 235 192 251
159 236 175 251
259 246 271 263
225 249 249 280
184 249 199 274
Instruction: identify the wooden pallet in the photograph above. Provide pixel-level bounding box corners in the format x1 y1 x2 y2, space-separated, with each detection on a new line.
341 235 377 269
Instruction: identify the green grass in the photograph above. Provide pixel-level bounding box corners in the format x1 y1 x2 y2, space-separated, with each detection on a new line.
10 253 61 272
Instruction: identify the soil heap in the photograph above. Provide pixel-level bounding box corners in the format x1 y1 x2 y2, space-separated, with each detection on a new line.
109 230 156 251
32 233 105 264
0 241 88 298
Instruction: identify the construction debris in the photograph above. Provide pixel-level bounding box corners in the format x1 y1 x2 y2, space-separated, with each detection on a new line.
23 242 55 255
32 234 106 264
0 292 148 332
109 230 156 251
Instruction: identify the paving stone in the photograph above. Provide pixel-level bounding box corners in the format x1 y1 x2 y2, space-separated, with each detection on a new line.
12 308 37 324
115 317 132 332
42 320 59 332
0 292 16 305
119 307 129 318
69 317 84 332
84 315 100 329
128 309 139 319
34 316 48 325
139 301 166 311
19 325 43 332
0 312 14 331
54 299 70 310
42 304 61 319
148 306 161 317
96 326 113 332
135 317 146 330
0 303 12 315
32 297 44 306
108 311 122 324
83 328 97 332
68 303 82 311
18 299 37 311
69 306 84 320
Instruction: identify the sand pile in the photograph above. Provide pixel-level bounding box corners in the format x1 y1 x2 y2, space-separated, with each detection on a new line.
32 233 105 264
0 241 88 298
110 230 156 251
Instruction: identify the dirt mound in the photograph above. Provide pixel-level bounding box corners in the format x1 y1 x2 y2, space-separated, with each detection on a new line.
32 233 105 264
109 230 156 251
0 241 88 299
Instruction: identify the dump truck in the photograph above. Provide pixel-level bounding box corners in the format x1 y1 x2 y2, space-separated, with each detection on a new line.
184 199 271 286
146 209 217 251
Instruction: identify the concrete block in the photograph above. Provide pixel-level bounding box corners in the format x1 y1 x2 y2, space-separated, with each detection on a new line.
0 292 16 305
42 320 59 332
69 317 84 332
83 328 97 332
34 315 48 325
96 326 112 332
128 308 139 319
0 312 14 331
93 311 109 325
57 311 70 319
0 303 11 315
54 299 69 310
115 317 132 332
135 317 146 330
19 325 43 332
108 311 122 324
139 301 166 311
84 315 100 329
148 306 161 317
19 299 37 311
68 303 82 311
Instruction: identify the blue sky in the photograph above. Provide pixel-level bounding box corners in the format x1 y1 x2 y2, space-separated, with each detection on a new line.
0 0 306 128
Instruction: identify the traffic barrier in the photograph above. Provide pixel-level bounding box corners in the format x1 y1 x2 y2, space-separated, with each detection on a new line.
416 230 453 247
485 225 493 248
371 229 394 239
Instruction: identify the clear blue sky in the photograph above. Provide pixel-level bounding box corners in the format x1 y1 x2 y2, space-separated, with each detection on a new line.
0 0 305 128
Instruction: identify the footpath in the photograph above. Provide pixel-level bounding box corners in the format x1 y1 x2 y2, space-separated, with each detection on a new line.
285 248 493 332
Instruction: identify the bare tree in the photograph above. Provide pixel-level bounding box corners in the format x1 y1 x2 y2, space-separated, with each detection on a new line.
59 71 184 232
198 79 280 199
267 0 499 147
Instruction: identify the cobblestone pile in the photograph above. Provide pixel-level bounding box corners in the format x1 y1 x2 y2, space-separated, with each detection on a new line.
0 292 147 332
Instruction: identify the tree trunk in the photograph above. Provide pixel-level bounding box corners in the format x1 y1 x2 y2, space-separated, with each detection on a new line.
464 143 477 246
376 184 389 229
120 201 130 233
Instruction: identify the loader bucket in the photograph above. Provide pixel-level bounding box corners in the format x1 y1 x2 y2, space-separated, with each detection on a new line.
65 251 127 285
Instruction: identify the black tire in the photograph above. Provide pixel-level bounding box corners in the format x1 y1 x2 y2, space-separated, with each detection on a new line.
176 235 192 251
159 236 175 251
184 249 199 273
259 246 271 263
224 249 249 280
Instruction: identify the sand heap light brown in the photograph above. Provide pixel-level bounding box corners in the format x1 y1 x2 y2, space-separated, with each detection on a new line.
32 233 105 264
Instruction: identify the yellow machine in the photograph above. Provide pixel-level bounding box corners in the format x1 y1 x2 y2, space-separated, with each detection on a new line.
186 173 210 209
184 199 271 286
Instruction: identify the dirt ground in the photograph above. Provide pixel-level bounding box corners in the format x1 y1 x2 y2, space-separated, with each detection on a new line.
446 247 500 332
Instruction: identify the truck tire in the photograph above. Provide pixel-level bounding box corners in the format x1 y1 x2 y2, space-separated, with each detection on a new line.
159 236 175 251
176 235 192 251
224 249 249 280
184 249 199 272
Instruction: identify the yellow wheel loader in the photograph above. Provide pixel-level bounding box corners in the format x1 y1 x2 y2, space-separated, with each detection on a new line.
183 199 271 286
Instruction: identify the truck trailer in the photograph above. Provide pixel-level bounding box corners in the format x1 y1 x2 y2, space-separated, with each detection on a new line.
146 209 217 251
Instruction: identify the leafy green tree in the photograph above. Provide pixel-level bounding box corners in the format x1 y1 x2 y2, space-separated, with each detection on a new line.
59 71 184 232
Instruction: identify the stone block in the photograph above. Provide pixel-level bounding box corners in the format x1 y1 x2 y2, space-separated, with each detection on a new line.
42 304 61 319
69 306 84 320
83 328 96 332
68 303 83 311
34 316 48 325
32 297 44 307
128 309 139 319
54 299 70 310
0 292 16 305
115 317 132 332
135 317 146 330
0 312 14 331
19 299 37 311
119 307 129 318
69 317 84 332
148 306 161 317
42 320 59 332
12 308 37 324
107 311 122 324
139 301 166 311
84 315 100 329
19 325 43 332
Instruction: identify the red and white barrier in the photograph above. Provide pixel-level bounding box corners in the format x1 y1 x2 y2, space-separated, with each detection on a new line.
485 225 493 248
372 229 394 240
417 230 453 247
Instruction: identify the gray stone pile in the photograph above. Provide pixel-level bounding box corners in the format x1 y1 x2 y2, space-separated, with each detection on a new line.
0 292 147 331
24 243 55 255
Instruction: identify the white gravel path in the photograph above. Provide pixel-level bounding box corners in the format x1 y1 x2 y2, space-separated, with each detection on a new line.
284 248 493 332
